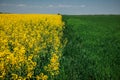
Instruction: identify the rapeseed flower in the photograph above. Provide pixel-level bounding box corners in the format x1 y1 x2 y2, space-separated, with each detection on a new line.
0 14 64 79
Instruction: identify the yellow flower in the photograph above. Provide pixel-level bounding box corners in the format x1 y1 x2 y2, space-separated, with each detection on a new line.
36 73 48 80
27 72 33 78
11 74 18 79
0 14 65 79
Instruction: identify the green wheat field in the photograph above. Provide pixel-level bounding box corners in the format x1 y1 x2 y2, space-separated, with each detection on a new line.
58 15 120 80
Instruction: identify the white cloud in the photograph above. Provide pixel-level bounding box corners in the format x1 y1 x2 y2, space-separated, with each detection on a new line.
45 4 73 8
0 3 26 7
58 4 72 8
17 4 26 7
80 5 86 8
56 4 86 8
48 5 54 8
0 3 86 9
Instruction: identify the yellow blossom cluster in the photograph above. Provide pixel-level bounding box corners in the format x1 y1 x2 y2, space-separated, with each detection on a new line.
0 14 64 79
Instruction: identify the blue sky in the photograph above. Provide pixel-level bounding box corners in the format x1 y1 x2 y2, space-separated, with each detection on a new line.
0 0 120 14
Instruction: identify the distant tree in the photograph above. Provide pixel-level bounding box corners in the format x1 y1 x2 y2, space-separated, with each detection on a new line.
57 13 61 15
0 12 10 14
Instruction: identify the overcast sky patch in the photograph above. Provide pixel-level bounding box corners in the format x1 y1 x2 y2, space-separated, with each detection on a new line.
0 0 120 14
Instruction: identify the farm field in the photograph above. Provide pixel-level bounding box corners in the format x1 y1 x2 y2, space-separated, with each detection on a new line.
0 14 64 80
59 15 120 80
0 14 120 80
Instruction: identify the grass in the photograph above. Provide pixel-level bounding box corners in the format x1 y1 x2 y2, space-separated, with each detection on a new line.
58 15 120 80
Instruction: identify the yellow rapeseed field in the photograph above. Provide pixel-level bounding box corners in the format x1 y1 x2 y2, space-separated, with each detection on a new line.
0 14 65 79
